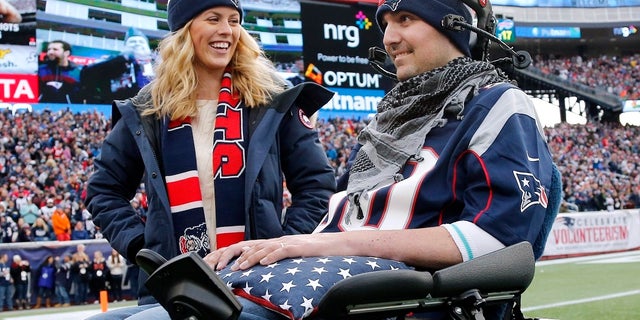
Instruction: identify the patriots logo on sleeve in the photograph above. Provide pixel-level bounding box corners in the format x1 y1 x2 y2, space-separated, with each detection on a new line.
513 171 548 212
217 256 412 320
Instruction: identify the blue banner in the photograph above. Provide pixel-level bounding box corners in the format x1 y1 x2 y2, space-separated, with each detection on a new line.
516 26 582 38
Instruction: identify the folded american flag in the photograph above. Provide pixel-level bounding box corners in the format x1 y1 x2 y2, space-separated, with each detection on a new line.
217 256 412 320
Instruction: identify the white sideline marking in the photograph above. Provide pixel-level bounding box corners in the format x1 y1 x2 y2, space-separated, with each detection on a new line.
522 290 640 312
524 250 640 312
2 306 131 320
3 310 97 320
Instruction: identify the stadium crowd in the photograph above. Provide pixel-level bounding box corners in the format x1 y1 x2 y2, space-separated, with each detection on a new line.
532 53 640 100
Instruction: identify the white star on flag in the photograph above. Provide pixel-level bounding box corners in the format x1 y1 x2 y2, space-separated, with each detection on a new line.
306 279 323 290
260 272 275 283
281 280 296 292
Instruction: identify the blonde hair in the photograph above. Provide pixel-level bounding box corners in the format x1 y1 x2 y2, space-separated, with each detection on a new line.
141 21 285 120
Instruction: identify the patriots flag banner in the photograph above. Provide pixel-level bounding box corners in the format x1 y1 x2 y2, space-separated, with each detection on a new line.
217 256 413 319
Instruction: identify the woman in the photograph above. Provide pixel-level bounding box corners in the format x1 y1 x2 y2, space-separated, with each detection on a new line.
70 251 91 305
106 249 125 302
89 251 110 303
32 217 51 241
84 0 335 318
34 256 55 308
10 255 30 310
16 224 33 242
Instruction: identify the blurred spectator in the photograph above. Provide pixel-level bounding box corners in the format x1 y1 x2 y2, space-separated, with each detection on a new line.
38 40 83 103
0 253 13 311
89 251 109 303
285 56 306 87
1 215 18 243
106 249 125 302
16 224 33 242
51 205 71 241
39 198 57 227
74 202 91 225
32 217 52 241
54 255 72 307
4 200 20 223
70 220 89 240
136 185 147 211
13 185 28 210
71 246 90 305
80 27 155 104
9 254 29 310
129 198 145 220
34 255 56 308
19 196 40 226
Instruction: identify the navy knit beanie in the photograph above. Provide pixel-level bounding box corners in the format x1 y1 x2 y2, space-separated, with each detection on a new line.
125 27 148 41
168 0 243 32
376 0 472 57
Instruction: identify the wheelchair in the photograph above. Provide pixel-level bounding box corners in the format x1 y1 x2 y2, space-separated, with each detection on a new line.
137 241 536 320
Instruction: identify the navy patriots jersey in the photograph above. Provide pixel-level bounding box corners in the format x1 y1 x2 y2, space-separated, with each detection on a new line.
315 83 553 248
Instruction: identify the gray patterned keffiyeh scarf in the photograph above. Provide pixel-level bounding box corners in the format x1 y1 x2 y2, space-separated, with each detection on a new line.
346 57 509 219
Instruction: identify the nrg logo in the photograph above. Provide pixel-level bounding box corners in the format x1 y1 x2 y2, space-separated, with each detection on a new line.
323 10 373 48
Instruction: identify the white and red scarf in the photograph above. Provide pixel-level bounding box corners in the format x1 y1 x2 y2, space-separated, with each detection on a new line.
163 71 247 257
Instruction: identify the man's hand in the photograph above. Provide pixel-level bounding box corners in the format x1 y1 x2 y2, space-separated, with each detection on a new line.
0 0 21 23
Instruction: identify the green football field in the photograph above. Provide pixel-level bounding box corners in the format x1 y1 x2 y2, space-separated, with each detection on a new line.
1 250 638 320
521 250 640 320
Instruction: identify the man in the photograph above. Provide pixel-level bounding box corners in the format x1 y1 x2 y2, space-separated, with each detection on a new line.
39 198 56 227
0 253 13 311
80 27 154 104
125 1 557 319
51 205 71 241
285 57 306 87
38 40 83 103
0 215 18 243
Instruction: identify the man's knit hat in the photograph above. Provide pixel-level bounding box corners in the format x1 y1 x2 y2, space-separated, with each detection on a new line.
375 0 472 57
168 0 243 32
125 27 148 41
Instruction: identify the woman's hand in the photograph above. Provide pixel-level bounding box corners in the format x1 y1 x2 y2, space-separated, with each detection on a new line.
203 239 258 271
204 234 333 271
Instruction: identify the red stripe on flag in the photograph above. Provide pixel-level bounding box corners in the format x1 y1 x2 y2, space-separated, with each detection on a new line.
216 232 245 248
166 177 201 207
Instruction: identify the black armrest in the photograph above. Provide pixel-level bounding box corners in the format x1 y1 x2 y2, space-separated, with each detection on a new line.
314 242 535 320
316 269 433 319
431 241 535 298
